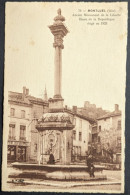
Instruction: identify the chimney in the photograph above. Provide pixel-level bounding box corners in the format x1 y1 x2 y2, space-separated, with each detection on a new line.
26 88 29 96
23 86 26 100
65 105 67 110
72 106 77 114
44 86 48 101
115 104 119 112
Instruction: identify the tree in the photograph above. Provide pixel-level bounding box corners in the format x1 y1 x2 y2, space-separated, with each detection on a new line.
99 128 117 162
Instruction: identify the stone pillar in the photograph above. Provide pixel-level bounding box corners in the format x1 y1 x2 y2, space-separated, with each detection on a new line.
37 132 41 164
16 145 18 161
54 46 62 96
26 146 30 162
49 8 68 99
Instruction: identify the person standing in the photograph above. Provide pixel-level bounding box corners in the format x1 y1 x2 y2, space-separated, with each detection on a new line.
87 155 95 177
47 152 55 164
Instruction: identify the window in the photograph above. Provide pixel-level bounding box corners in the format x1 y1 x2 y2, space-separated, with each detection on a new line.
73 130 76 140
8 146 16 161
9 124 15 140
80 120 82 128
73 118 76 125
10 108 15 116
98 136 101 143
73 146 76 155
99 125 101 131
79 132 82 141
117 120 121 130
20 125 26 141
21 110 25 118
17 146 26 162
78 146 81 156
34 143 37 152
117 137 121 148
76 146 78 155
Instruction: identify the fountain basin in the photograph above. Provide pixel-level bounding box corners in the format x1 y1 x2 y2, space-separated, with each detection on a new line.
9 162 107 181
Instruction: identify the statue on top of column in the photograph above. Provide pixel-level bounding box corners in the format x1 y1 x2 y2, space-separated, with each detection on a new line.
54 8 65 24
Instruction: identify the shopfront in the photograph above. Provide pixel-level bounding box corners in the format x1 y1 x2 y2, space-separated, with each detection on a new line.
7 140 30 162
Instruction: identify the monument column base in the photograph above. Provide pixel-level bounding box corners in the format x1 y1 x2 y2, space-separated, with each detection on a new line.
36 112 74 165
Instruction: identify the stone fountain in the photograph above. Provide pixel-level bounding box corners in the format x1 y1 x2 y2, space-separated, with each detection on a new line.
10 9 107 182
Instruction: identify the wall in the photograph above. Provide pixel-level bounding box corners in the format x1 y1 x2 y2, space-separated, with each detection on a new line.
112 115 121 130
73 116 91 156
8 102 32 162
98 117 112 132
97 114 122 156
8 103 31 142
30 103 45 161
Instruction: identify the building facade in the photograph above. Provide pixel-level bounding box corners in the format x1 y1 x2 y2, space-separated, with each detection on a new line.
97 104 122 163
8 87 48 162
8 87 95 164
91 124 102 155
65 107 95 162
8 88 120 164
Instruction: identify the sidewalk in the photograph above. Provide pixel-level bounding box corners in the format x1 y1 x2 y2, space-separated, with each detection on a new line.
7 177 121 188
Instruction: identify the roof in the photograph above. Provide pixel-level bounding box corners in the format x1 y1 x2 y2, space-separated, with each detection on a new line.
64 108 96 124
97 110 121 120
8 91 48 106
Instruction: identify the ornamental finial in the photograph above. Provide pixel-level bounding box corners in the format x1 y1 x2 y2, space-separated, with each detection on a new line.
57 8 61 15
54 8 65 23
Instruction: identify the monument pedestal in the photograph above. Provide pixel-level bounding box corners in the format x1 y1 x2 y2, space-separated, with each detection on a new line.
36 112 74 165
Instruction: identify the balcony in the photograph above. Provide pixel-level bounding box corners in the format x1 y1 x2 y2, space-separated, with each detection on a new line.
8 136 16 140
19 137 26 141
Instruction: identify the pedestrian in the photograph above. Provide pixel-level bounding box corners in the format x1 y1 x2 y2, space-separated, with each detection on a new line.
89 163 95 177
87 155 95 177
47 152 55 164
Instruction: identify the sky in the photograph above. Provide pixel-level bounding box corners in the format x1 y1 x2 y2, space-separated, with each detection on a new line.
5 2 127 111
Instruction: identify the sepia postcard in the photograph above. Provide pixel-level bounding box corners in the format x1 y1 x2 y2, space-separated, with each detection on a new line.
2 2 128 193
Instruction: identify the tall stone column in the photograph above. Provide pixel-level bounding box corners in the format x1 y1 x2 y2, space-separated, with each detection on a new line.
49 9 69 100
54 46 62 96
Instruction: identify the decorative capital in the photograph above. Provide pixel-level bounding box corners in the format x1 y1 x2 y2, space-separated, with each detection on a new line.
48 9 69 48
53 34 64 49
54 8 65 23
